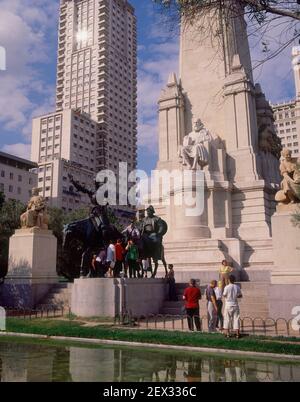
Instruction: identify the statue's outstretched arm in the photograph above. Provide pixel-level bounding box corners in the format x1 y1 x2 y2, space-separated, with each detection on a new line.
68 174 93 199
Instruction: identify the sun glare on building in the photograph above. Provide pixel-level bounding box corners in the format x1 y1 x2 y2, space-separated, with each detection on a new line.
76 29 88 43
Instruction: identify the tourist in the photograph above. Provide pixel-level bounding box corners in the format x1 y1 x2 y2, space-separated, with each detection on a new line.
90 254 97 278
183 279 202 331
219 260 233 289
126 240 139 279
96 248 107 278
223 275 243 338
114 239 125 278
167 264 177 301
206 280 218 332
215 280 224 330
106 240 116 278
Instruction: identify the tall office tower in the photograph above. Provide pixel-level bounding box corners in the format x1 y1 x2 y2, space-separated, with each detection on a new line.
272 46 300 158
56 0 137 176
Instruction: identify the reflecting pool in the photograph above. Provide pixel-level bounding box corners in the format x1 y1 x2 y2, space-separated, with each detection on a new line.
0 339 299 382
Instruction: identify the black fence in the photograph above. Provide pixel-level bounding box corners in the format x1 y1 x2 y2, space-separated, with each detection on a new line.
4 306 66 320
115 312 300 337
3 307 300 337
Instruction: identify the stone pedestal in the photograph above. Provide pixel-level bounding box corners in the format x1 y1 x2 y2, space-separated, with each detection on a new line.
71 278 167 318
271 207 300 285
1 228 58 308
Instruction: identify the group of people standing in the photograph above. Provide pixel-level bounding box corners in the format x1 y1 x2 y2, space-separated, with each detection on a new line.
89 238 154 279
181 260 243 338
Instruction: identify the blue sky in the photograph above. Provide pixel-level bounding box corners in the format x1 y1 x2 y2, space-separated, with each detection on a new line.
0 0 297 174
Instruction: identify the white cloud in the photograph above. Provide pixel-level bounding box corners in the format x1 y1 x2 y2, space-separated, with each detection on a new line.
1 143 31 160
137 33 179 152
0 0 58 140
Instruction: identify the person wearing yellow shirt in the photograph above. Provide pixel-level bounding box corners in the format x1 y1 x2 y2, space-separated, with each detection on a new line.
219 260 233 290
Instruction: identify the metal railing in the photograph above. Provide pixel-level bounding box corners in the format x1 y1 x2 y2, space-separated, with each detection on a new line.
4 306 65 320
4 308 300 338
115 313 300 337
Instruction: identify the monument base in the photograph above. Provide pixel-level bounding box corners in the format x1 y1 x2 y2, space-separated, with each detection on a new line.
271 207 300 285
1 228 58 308
71 278 167 318
162 237 273 283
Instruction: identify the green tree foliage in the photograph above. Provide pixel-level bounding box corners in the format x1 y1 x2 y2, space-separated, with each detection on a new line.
0 199 26 277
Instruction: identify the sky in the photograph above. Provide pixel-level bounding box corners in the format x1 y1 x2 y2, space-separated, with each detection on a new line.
0 0 297 174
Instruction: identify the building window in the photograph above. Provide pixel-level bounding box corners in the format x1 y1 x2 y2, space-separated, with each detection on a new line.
18 175 22 182
1 171 4 178
9 185 13 192
9 173 13 180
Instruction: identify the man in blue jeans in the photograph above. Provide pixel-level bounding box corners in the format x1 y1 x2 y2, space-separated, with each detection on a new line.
206 280 218 332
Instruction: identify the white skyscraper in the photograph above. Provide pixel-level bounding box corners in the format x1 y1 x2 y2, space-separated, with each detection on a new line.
56 0 137 174
32 0 137 217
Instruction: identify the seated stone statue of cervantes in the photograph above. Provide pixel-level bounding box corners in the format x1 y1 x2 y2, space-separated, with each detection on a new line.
20 188 49 230
178 119 212 170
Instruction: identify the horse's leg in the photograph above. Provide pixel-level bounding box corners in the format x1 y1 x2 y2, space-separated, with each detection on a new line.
162 256 168 277
152 259 159 278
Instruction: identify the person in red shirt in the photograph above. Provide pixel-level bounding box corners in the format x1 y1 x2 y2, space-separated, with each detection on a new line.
183 279 202 331
114 239 125 278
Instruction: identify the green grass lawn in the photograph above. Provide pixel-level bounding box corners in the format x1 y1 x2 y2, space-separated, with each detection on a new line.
2 318 300 356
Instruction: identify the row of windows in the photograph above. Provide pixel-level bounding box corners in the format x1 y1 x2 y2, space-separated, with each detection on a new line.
41 116 61 125
0 171 34 184
0 183 31 195
275 121 297 127
282 142 299 147
275 110 296 120
278 128 298 134
279 134 298 140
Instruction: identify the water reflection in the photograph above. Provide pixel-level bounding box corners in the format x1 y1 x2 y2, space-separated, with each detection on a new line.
0 341 299 382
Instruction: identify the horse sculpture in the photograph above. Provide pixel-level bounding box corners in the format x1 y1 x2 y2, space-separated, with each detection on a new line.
122 207 168 278
62 182 122 279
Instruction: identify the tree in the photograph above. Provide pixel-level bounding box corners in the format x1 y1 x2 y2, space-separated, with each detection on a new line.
0 199 26 277
0 192 5 210
153 0 300 69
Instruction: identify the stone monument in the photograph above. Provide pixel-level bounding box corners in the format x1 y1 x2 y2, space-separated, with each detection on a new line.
1 189 58 308
146 3 282 283
269 150 300 318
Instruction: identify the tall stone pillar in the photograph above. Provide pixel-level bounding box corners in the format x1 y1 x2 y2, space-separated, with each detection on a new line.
1 228 58 308
157 73 185 171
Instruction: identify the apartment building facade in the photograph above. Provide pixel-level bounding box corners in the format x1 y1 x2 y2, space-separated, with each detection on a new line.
0 151 37 205
272 46 300 158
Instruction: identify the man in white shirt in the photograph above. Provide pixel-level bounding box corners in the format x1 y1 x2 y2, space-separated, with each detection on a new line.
106 240 116 278
223 275 242 338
